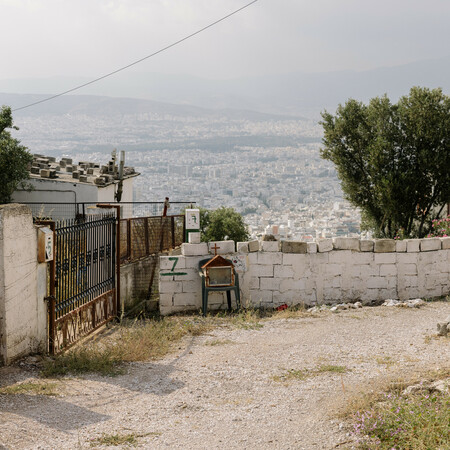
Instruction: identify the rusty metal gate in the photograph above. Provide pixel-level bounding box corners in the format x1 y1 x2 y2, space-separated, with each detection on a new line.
44 211 118 353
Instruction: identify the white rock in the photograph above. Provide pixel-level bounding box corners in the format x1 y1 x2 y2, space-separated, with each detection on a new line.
406 299 425 308
383 299 401 307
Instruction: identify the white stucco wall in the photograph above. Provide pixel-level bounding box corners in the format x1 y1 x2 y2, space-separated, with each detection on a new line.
0 204 47 365
159 238 450 315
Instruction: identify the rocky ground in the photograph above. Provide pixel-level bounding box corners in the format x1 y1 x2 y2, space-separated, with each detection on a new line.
0 301 449 449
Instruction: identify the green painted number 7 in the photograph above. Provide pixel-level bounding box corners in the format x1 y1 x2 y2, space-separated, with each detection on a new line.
169 257 178 272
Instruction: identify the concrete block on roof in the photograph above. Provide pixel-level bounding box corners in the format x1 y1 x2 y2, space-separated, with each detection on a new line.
360 240 374 252
441 237 450 249
248 240 260 252
374 239 396 253
406 239 421 252
181 243 208 256
333 237 360 251
39 169 50 178
65 165 73 173
30 167 40 175
420 238 441 252
237 242 249 253
72 171 79 179
317 239 333 252
261 240 279 252
94 177 105 185
307 242 317 253
281 241 307 254
208 240 235 255
396 240 407 252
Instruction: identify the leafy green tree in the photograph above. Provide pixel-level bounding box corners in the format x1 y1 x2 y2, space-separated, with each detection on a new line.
0 106 33 204
202 206 249 243
320 87 450 238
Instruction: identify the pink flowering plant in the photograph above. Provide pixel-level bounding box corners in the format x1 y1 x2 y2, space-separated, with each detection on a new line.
427 215 450 238
351 390 449 449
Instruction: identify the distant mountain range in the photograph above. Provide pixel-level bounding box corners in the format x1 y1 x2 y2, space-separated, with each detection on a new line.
2 57 450 117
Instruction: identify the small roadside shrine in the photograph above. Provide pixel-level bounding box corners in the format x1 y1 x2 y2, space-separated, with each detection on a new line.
199 244 241 315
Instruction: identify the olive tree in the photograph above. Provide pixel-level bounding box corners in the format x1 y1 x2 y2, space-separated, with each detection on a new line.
0 106 33 204
320 87 450 238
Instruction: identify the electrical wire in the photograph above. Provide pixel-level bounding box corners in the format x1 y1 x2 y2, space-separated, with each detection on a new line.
12 0 260 112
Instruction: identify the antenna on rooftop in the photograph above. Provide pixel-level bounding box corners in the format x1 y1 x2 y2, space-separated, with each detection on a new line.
114 150 125 202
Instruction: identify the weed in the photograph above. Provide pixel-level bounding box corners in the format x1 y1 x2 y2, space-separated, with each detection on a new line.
204 339 234 346
273 364 350 382
0 381 60 396
351 390 450 449
89 432 159 447
375 355 396 367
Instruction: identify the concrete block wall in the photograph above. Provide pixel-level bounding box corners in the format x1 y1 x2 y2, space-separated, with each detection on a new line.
0 204 48 365
159 237 450 315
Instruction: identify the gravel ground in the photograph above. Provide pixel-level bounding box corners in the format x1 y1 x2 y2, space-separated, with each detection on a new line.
0 301 449 450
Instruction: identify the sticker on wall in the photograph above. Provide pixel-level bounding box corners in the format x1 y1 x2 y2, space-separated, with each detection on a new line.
230 255 247 273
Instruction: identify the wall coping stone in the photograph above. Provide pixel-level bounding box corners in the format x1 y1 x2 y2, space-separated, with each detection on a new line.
374 239 396 253
281 241 307 254
420 238 441 252
333 237 360 251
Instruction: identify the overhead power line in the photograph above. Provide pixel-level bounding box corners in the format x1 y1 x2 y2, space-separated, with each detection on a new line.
12 0 260 112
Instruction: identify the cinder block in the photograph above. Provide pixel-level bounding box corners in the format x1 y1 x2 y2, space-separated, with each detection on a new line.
420 238 441 252
249 290 273 305
173 268 198 281
208 240 235 254
397 263 417 275
274 265 295 278
247 252 258 264
374 253 396 264
307 242 317 253
374 239 396 253
159 293 173 307
173 293 197 307
441 237 450 249
281 241 307 254
181 243 208 256
248 240 260 252
380 264 397 277
279 279 306 292
237 242 249 253
396 240 407 252
261 241 279 252
333 237 360 251
160 256 186 270
406 239 421 252
249 277 260 289
250 264 274 277
257 252 282 265
397 253 418 264
159 280 182 294
185 255 208 269
367 277 389 289
260 277 281 291
182 280 201 293
360 240 374 252
317 239 333 252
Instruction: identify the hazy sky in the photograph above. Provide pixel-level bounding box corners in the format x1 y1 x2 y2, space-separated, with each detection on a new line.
1 0 450 81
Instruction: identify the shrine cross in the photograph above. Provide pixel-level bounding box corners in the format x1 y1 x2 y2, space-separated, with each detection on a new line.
211 243 220 255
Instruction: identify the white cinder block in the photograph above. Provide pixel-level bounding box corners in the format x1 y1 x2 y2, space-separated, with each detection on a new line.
160 256 186 270
260 277 280 291
261 240 280 252
208 240 235 254
380 264 397 277
182 280 201 293
397 253 418 264
173 293 197 307
188 232 201 244
249 290 273 304
159 280 182 294
279 279 306 292
441 237 450 249
374 253 396 264
420 238 441 252
396 240 407 252
307 242 318 253
247 252 258 264
367 277 389 289
258 252 282 265
274 265 295 278
173 268 198 281
182 243 208 256
333 237 360 251
406 239 421 252
250 264 274 277
237 242 249 253
185 255 209 269
159 293 173 307
317 239 333 252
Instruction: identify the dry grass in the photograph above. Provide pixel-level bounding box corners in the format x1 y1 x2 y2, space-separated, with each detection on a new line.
272 364 350 383
204 339 235 346
0 380 61 396
89 432 159 447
